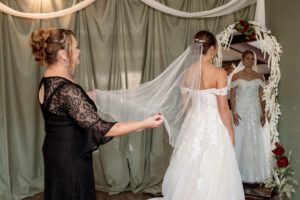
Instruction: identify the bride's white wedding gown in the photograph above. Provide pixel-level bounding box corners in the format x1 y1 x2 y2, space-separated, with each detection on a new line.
231 79 271 183
150 87 245 200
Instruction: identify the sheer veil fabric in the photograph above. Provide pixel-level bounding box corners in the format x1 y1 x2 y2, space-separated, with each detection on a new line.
93 43 246 199
93 43 203 147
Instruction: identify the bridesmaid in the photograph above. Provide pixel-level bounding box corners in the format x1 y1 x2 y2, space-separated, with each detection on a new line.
30 28 164 200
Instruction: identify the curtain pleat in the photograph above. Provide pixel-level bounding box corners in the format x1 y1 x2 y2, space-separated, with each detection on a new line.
0 0 255 199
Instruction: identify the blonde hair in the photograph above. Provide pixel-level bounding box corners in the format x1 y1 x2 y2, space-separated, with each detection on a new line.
30 28 75 72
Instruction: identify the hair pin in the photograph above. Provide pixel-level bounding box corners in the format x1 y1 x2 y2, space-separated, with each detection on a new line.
194 38 206 44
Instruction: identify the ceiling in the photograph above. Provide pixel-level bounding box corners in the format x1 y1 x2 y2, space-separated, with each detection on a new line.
221 34 270 74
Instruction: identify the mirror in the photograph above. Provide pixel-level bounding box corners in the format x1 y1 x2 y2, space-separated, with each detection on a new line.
216 21 282 198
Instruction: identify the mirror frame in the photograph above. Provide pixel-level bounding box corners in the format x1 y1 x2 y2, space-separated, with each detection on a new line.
215 21 282 184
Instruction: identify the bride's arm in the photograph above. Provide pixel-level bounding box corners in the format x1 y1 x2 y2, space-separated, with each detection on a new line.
181 89 191 113
230 74 241 126
180 69 192 113
258 74 266 126
217 70 235 146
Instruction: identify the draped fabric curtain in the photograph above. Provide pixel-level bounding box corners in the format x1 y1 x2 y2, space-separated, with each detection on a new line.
0 0 255 199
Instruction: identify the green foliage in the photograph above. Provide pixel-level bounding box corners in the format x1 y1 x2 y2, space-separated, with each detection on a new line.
234 20 256 40
265 151 297 199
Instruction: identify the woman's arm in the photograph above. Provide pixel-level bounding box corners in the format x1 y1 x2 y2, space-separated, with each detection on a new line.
105 114 164 137
230 75 242 126
85 90 164 136
59 84 164 139
230 87 237 114
217 70 235 146
181 89 191 113
258 74 266 126
180 68 194 113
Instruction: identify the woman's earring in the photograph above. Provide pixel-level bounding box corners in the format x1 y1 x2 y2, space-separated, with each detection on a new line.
65 59 69 69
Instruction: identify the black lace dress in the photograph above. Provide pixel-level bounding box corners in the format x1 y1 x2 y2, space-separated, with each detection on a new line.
38 77 116 200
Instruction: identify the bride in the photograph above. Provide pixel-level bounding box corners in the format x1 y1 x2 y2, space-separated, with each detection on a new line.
93 31 245 200
230 50 271 183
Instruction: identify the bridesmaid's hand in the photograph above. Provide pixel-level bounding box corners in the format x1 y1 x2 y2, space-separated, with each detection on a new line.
143 113 164 129
86 90 97 101
261 115 266 127
233 112 242 126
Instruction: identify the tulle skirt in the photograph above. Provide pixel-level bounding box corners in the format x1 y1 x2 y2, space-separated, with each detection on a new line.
234 116 271 183
149 108 245 200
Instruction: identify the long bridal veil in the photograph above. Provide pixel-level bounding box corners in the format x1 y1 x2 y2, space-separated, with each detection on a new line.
93 42 204 147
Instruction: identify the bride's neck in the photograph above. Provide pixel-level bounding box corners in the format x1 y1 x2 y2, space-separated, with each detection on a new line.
244 67 253 72
201 54 212 64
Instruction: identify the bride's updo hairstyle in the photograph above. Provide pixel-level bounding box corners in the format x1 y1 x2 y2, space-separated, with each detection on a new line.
193 30 217 54
242 50 254 59
30 28 75 67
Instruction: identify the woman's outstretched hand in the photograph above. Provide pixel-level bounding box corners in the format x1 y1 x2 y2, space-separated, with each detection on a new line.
105 114 164 137
143 113 164 129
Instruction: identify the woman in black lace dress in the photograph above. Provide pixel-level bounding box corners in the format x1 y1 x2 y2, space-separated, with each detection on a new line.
30 28 164 200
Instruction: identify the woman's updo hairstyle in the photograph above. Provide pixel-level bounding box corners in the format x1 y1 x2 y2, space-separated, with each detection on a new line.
242 50 254 59
193 30 217 54
30 28 75 66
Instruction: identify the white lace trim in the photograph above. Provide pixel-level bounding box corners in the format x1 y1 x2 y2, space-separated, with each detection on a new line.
181 87 227 96
231 79 264 88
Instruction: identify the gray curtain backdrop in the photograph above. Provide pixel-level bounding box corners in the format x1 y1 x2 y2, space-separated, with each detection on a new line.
0 0 255 199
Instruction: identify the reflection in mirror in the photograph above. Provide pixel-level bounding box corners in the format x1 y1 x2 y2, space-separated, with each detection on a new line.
221 34 272 197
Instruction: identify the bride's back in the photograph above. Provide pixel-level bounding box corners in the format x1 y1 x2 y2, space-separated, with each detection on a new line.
200 62 226 90
189 30 227 91
181 59 227 92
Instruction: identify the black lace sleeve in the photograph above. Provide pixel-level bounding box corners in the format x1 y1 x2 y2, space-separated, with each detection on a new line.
58 82 117 152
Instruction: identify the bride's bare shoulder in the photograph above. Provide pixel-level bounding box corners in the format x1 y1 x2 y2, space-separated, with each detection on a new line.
183 62 200 75
205 65 227 88
211 65 226 78
255 71 265 81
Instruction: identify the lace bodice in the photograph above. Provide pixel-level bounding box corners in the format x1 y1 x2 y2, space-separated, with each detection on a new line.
181 87 227 110
181 87 227 96
231 79 264 100
41 77 69 116
39 77 116 150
